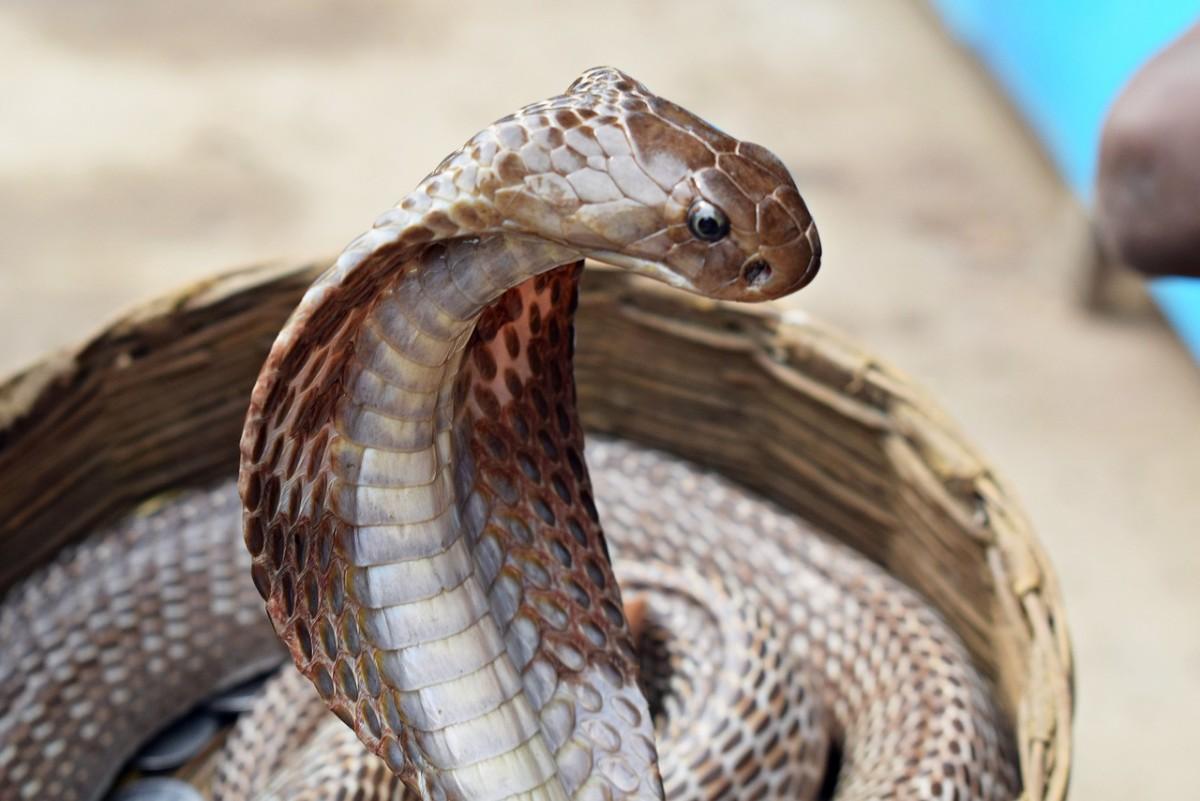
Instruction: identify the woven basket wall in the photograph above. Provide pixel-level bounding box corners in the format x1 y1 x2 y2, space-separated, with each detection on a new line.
0 261 1073 800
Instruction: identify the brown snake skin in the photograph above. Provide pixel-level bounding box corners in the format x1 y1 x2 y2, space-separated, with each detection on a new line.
0 68 1018 801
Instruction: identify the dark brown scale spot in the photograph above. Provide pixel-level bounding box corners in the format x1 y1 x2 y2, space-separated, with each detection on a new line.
261 378 289 429
602 600 624 627
250 562 271 600
285 487 301 524
290 376 344 446
528 303 543 334
250 429 268 462
503 369 523 401
551 473 572 503
271 386 296 430
530 495 555 526
517 453 541 484
784 718 803 739
296 573 316 618
486 470 520 506
688 747 714 772
383 692 404 731
566 448 585 481
474 386 501 418
342 616 362 655
547 316 561 346
511 410 530 439
292 530 309 568
580 490 599 522
582 622 607 648
295 623 314 661
318 521 335 571
245 517 265 556
384 738 406 773
328 569 346 615
337 660 359 700
566 580 591 609
281 574 296 616
315 619 337 658
313 665 334 698
472 345 498 379
285 439 305 479
765 745 788 770
698 764 724 788
556 403 572 436
267 523 286 567
263 477 281 518
584 559 607 589
504 328 520 359
566 516 588 547
484 431 508 459
550 539 572 567
361 655 382 697
538 431 558 459
362 701 383 739
527 341 544 375
746 781 770 801
530 388 549 418
545 360 563 393
505 516 534 545
567 278 580 312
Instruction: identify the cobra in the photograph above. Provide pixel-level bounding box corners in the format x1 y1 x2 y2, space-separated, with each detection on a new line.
0 68 1018 801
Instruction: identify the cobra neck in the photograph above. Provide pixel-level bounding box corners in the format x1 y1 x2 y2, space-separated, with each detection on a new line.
333 233 581 534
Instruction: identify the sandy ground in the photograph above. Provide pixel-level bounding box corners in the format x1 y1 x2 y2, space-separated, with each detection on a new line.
1 1 1197 797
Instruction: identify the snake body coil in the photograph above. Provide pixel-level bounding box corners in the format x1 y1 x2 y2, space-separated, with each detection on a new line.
0 68 1018 801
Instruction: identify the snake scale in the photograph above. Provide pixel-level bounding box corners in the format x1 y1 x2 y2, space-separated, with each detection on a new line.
0 68 1018 801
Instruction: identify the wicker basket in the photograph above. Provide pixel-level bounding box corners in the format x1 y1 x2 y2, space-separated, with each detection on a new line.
0 261 1073 800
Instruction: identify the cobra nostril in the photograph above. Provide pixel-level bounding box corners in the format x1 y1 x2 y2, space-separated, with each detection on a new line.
743 259 772 288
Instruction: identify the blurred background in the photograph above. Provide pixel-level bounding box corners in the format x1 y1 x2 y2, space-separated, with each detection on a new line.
1 1 1197 797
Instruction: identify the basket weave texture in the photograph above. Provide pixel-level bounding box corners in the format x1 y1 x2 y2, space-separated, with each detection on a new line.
0 261 1073 801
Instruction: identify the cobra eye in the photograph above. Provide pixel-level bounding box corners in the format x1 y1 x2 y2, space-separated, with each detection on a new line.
687 200 730 242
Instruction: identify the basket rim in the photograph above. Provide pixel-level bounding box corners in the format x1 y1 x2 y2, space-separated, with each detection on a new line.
0 259 1074 801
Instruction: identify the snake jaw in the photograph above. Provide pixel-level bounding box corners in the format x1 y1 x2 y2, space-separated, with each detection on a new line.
579 249 701 294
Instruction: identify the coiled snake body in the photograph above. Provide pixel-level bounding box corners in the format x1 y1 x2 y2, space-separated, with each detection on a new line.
0 69 1017 801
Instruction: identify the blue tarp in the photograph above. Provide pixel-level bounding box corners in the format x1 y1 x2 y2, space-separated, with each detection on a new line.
933 1 1200 360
